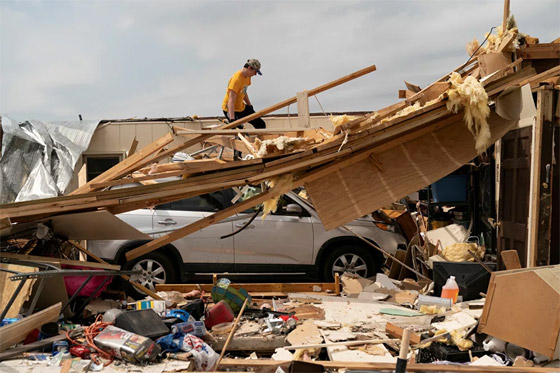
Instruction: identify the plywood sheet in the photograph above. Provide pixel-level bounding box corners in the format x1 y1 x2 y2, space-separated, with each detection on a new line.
0 264 37 318
478 266 560 359
306 112 517 230
0 302 61 352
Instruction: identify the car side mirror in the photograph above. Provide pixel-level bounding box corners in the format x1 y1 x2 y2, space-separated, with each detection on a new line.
286 204 303 215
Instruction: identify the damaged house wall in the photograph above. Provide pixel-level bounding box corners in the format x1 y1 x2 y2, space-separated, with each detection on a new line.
66 114 338 192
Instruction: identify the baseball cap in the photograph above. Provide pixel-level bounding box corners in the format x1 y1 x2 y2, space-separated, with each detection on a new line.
246 59 262 75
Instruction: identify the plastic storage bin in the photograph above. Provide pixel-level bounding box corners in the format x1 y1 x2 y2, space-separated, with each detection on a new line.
431 175 468 202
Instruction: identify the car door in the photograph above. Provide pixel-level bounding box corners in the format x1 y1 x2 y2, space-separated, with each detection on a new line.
152 191 234 270
232 193 314 267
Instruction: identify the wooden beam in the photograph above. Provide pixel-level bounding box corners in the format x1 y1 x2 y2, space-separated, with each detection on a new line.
398 89 415 99
497 30 517 53
173 127 315 136
518 44 560 60
126 185 292 261
218 358 559 372
0 302 61 352
237 134 257 156
517 65 560 88
385 322 422 344
156 282 337 293
404 81 422 93
0 333 68 361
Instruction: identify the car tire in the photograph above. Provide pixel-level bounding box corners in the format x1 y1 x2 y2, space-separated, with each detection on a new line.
123 251 178 300
322 244 377 282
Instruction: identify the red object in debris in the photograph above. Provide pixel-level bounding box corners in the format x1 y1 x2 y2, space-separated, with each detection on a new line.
23 329 39 345
70 345 91 359
204 300 234 329
279 315 299 322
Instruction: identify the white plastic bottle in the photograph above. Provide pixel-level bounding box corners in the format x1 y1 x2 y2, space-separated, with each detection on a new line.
441 275 459 303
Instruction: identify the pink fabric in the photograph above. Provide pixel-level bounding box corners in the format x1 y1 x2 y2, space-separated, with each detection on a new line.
62 265 112 297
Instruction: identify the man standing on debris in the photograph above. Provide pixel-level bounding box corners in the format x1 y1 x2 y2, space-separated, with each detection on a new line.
222 58 266 129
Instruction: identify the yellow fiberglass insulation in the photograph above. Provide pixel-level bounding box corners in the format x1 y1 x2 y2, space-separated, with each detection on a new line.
446 72 490 153
262 174 294 219
442 242 485 262
434 329 473 351
329 114 357 129
254 136 309 158
380 102 422 124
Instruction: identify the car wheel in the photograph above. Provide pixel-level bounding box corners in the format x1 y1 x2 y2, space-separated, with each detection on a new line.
124 252 178 300
322 245 377 282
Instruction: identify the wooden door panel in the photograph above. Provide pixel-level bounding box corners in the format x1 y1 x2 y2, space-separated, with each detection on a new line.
498 127 532 269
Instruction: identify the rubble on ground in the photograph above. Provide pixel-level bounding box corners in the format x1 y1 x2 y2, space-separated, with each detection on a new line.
1 16 559 373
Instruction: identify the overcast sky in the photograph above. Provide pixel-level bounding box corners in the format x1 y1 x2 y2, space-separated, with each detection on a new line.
1 0 558 122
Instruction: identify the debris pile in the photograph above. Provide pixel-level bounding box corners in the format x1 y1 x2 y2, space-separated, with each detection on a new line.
1 16 559 373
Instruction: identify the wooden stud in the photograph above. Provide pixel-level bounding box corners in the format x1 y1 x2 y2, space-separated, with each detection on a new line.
237 134 258 156
127 137 139 157
214 297 249 371
334 272 340 296
502 0 510 35
296 90 310 128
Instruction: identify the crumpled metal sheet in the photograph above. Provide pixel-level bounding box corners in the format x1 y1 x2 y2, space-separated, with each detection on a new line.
0 117 98 203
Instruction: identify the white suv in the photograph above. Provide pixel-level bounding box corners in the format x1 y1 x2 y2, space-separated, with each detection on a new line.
88 188 407 296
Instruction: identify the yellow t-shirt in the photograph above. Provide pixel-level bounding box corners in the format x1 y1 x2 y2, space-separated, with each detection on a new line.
222 70 251 112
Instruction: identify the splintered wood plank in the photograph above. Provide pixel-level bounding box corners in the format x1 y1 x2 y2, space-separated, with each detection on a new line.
497 31 517 53
385 322 422 344
127 137 139 157
407 82 449 105
485 66 536 96
237 134 257 156
70 132 174 195
518 43 560 60
305 111 518 230
0 302 61 352
405 81 422 93
517 65 560 88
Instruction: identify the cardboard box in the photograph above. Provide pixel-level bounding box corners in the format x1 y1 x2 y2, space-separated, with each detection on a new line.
478 265 560 359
